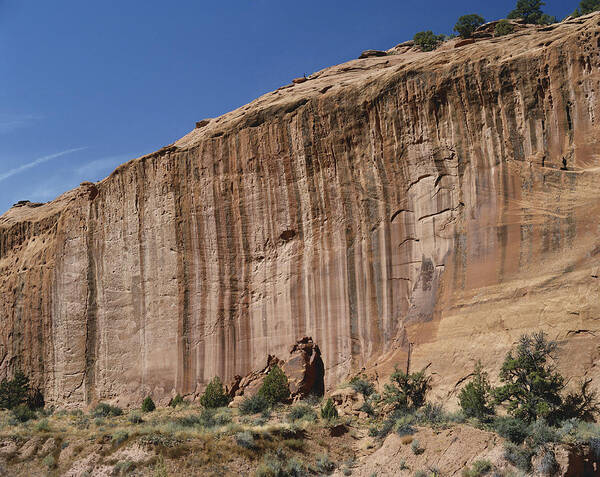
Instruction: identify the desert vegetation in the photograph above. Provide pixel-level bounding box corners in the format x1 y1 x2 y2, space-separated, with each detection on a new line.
0 331 596 475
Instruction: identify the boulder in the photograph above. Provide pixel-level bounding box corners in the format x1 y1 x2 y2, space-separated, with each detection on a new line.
359 49 387 59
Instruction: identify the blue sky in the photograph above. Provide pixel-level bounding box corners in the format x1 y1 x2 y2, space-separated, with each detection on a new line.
0 0 574 214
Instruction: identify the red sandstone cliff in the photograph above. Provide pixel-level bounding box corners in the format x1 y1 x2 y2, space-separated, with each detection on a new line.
1 14 600 406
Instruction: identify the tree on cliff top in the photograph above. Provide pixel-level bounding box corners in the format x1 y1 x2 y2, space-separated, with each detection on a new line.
573 0 600 17
454 14 485 38
413 31 445 52
507 0 556 24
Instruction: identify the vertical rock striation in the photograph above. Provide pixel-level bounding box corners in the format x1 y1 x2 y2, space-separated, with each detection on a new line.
1 15 600 406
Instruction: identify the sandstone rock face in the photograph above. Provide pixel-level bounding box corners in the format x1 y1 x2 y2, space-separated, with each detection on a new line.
1 15 600 406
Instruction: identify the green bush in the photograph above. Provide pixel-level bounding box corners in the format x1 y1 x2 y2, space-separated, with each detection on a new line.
461 459 493 477
287 404 317 422
141 396 156 413
92 403 123 418
320 398 338 421
169 394 184 408
459 361 494 420
413 31 445 52
200 377 230 409
36 418 50 432
383 367 431 410
349 375 375 398
495 19 515 36
239 394 270 415
0 370 35 410
42 455 56 469
503 443 533 472
111 430 129 446
454 14 485 38
529 419 558 448
12 404 36 422
259 365 290 405
493 416 529 444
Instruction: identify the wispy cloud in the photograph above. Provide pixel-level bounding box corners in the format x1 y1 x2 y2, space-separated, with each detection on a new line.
0 113 43 134
0 147 87 183
76 154 132 177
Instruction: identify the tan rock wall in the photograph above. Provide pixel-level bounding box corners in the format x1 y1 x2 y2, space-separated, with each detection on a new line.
1 15 599 405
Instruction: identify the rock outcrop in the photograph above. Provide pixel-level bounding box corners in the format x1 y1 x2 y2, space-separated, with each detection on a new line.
1 14 600 406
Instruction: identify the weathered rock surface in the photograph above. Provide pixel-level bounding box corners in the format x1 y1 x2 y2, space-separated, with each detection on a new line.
1 14 600 406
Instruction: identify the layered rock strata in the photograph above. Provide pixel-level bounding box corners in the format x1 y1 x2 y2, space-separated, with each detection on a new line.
1 14 600 405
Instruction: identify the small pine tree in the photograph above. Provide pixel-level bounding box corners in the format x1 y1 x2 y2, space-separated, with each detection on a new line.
495 20 515 36
458 361 495 420
321 398 338 420
494 332 565 424
0 370 32 410
258 365 290 405
507 0 556 24
169 394 184 408
383 367 431 410
454 14 485 38
573 0 600 16
200 377 230 409
141 396 156 413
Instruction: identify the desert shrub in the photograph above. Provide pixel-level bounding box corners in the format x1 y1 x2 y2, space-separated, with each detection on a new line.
255 452 308 477
0 371 35 410
503 443 533 472
128 412 143 424
459 361 495 420
349 375 375 398
169 394 184 408
411 438 424 455
494 332 565 424
454 14 485 38
35 418 50 432
461 459 493 477
529 419 558 448
200 377 230 409
111 430 129 446
413 472 428 477
384 367 431 410
240 394 270 415
316 453 335 474
139 433 181 448
418 402 447 425
537 449 559 475
12 404 36 422
283 438 305 451
114 460 135 475
495 19 515 36
413 31 445 52
42 454 56 469
494 416 529 444
287 404 317 422
396 414 416 437
359 400 375 416
320 398 338 421
259 365 290 405
236 431 257 450
141 396 156 413
92 403 123 418
589 436 600 460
